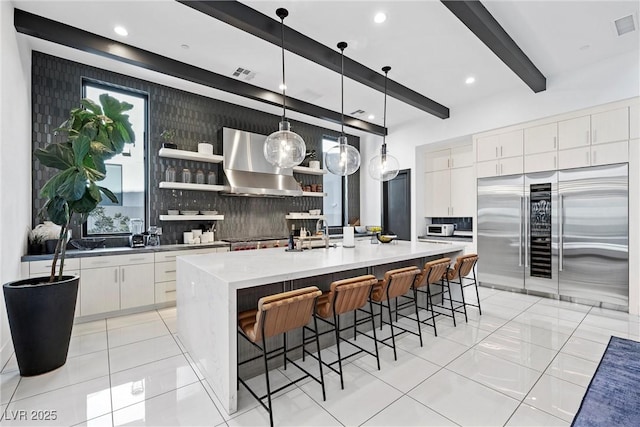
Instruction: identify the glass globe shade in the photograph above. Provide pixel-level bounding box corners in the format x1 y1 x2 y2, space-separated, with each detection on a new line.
263 121 306 168
368 151 400 181
325 136 361 176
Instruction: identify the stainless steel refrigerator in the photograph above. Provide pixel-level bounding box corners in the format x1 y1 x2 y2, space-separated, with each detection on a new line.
477 163 628 310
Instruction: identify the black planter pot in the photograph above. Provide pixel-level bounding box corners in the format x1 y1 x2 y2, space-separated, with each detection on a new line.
3 275 79 376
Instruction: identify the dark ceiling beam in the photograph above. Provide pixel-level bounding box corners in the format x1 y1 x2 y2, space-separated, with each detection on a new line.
177 0 450 119
441 0 546 93
14 9 386 136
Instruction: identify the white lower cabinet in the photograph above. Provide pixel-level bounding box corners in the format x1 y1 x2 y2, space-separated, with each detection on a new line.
79 266 121 316
155 280 177 304
120 263 155 310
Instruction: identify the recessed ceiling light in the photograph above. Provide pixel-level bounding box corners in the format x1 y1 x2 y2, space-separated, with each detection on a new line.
181 44 190 50
114 26 128 36
374 12 387 24
579 44 590 51
279 83 287 90
465 76 476 85
368 114 375 120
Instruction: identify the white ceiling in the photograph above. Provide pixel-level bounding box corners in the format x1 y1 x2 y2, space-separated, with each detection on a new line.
12 0 640 131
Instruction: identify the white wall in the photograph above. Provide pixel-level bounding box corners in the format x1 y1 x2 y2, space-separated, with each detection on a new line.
0 1 32 367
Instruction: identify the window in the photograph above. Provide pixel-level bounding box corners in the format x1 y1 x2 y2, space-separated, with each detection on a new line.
322 137 342 226
82 81 148 236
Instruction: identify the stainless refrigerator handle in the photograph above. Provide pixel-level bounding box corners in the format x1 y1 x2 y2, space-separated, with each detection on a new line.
559 194 564 271
518 197 523 267
524 195 529 268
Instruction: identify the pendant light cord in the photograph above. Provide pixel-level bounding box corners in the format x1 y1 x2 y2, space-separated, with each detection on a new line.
276 8 289 122
338 42 348 142
381 66 391 159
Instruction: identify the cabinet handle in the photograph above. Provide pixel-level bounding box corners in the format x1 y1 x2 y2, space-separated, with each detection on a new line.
451 207 454 216
165 255 177 259
129 257 147 262
447 158 450 168
114 269 118 283
165 269 176 273
121 268 125 282
495 146 498 158
554 155 557 169
451 158 454 168
165 290 176 294
495 164 498 175
553 136 557 149
500 146 503 157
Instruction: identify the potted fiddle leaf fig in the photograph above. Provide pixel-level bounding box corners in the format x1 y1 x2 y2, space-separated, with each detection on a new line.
3 94 135 376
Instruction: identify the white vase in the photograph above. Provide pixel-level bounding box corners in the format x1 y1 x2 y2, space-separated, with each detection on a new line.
35 221 62 241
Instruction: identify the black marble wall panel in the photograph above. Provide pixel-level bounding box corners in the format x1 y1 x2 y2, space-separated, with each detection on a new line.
31 52 360 244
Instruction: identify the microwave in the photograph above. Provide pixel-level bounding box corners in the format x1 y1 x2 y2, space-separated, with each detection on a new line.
426 224 455 236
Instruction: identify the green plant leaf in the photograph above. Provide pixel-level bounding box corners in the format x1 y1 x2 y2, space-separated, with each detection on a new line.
57 168 87 201
40 168 75 198
34 143 74 170
72 135 91 167
98 186 118 203
80 98 102 115
69 190 99 214
45 196 69 226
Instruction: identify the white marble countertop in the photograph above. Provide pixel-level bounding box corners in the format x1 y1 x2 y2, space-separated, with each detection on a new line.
179 240 465 290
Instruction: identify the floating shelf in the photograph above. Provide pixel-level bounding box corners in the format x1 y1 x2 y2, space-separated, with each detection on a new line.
159 182 229 192
285 214 325 220
292 165 327 175
302 192 326 197
159 215 224 221
159 148 223 164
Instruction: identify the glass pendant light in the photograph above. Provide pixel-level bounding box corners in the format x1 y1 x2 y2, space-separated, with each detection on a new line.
369 66 400 181
325 42 361 176
263 8 306 169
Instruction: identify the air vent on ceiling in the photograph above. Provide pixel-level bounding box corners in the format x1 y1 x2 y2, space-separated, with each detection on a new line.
232 67 256 81
350 109 365 115
614 14 636 36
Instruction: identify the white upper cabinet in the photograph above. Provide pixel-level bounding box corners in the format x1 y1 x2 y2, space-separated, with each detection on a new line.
630 104 639 140
477 130 523 162
524 123 557 155
424 149 451 172
425 145 473 172
591 107 629 145
558 115 590 150
450 145 474 168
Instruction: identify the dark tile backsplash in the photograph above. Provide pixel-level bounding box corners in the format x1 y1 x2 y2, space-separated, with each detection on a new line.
31 52 360 245
430 217 473 231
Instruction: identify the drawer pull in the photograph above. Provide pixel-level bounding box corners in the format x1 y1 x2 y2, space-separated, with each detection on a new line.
165 269 176 273
165 290 176 294
129 257 147 262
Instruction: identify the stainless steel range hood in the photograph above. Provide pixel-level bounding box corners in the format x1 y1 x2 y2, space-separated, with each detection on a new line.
221 128 303 197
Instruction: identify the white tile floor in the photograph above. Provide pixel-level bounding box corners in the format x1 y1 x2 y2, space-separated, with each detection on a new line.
1 287 639 426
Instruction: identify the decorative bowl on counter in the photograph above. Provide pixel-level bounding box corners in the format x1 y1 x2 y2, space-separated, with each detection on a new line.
180 210 199 215
354 226 367 234
367 226 382 233
70 238 106 250
376 233 398 244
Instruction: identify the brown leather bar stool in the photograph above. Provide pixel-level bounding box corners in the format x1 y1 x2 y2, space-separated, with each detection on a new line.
406 257 452 336
370 266 423 360
446 254 481 323
237 286 325 427
309 275 380 390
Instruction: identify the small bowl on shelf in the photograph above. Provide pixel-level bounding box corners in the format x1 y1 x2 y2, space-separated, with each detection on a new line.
309 209 321 215
180 210 199 216
201 210 218 215
167 210 180 215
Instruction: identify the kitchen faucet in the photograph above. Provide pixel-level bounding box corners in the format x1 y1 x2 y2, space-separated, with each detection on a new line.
315 218 329 236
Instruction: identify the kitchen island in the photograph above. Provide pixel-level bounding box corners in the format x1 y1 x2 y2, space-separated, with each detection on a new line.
176 240 465 415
